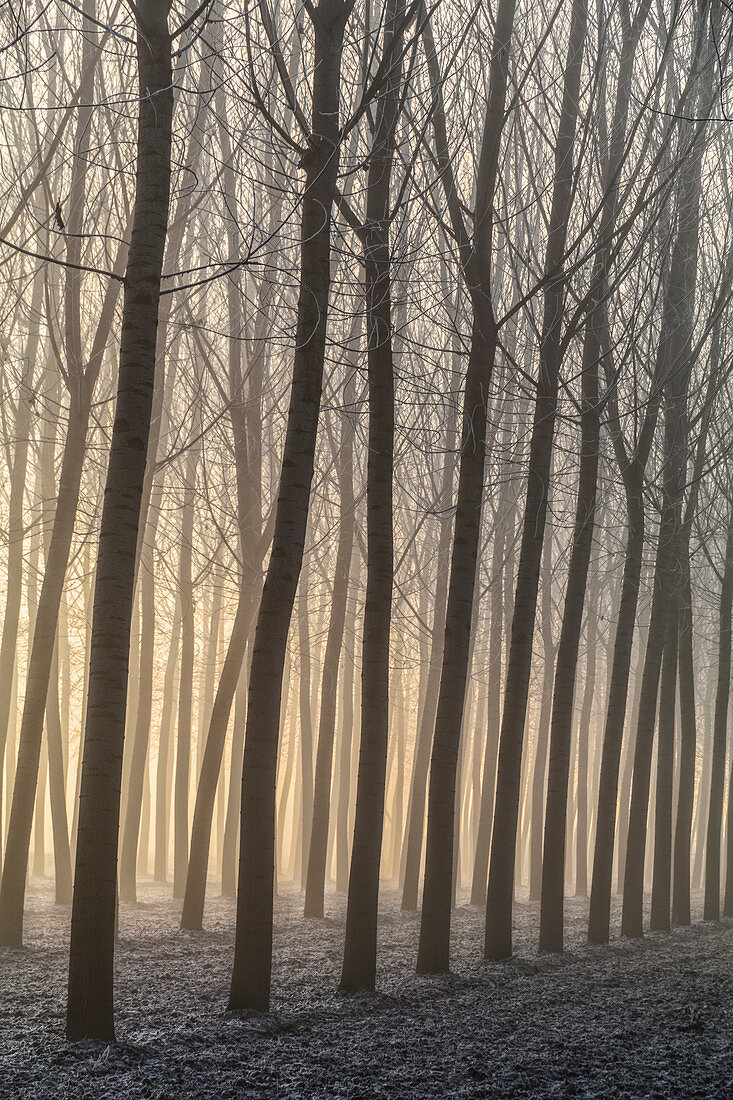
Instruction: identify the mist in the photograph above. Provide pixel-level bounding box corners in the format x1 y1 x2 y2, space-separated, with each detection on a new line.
0 0 732 1095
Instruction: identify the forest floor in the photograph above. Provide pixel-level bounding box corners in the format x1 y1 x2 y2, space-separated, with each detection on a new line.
0 878 731 1099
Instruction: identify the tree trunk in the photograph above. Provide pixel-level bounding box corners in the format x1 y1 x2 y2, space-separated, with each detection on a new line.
649 600 678 930
485 0 586 961
173 449 197 898
0 273 39 875
539 288 600 952
222 668 247 897
335 619 356 892
0 401 88 944
703 507 733 921
400 424 454 910
416 0 516 976
153 612 180 882
228 0 348 1013
528 549 556 903
340 0 401 991
469 490 511 905
574 564 598 898
296 564 315 888
66 0 173 1041
673 524 696 925
180 591 255 927
304 391 355 917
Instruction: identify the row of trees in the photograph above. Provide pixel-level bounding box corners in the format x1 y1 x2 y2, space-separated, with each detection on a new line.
0 0 732 1043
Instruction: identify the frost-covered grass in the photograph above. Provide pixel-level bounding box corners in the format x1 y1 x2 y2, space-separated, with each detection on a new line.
1 878 731 1097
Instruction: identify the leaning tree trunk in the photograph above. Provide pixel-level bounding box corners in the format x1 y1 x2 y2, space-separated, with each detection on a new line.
66 0 173 1042
180 589 256 928
228 0 349 1013
0 280 38 874
485 0 585 962
0 399 89 945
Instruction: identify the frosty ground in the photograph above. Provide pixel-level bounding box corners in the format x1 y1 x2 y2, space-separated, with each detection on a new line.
0 879 730 1098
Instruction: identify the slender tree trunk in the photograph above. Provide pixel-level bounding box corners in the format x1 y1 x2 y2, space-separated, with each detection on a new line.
153 612 180 882
0 401 88 944
296 564 315 888
534 0 650 934
66 0 173 1040
173 449 197 898
621 496 677 939
703 508 733 921
222 667 247 897
723 701 733 918
470 492 510 905
539 290 600 952
529 551 556 903
119 507 158 902
304 393 355 916
621 121 704 941
416 0 516 976
181 591 256 927
485 0 586 961
692 678 714 891
340 0 401 990
650 600 678 930
33 750 47 877
0 274 39 874
46 637 72 903
575 591 597 897
228 0 349 1012
673 528 696 925
400 427 454 910
336 621 356 892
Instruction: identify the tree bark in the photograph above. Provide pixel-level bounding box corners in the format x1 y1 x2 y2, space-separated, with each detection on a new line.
153 612 180 882
340 0 401 990
228 0 349 1013
66 0 173 1040
304 388 355 917
649 600 678 930
485 0 586 961
416 0 516 976
703 507 733 921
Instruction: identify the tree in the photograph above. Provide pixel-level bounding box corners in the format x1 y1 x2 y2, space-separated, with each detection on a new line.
229 0 353 1013
66 0 176 1042
485 0 587 962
